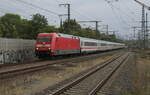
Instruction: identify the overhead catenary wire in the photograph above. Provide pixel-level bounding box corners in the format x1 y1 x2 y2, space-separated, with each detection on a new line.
113 2 137 22
54 0 94 21
105 0 131 30
6 0 61 25
54 0 104 30
72 9 93 20
123 0 139 18
104 0 139 39
0 7 28 18
13 0 59 16
55 0 129 35
0 0 39 19
111 3 131 27
55 0 117 33
0 0 60 26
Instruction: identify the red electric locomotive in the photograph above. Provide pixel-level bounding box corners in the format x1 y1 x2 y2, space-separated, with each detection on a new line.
35 33 80 58
35 33 126 58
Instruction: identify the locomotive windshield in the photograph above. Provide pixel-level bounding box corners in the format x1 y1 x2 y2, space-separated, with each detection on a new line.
37 37 52 42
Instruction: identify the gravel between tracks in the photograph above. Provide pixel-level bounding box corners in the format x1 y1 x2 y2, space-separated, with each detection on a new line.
96 51 150 95
0 52 116 95
96 53 136 95
42 53 128 95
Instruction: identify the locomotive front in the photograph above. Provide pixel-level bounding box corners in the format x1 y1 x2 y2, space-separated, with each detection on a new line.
35 33 56 58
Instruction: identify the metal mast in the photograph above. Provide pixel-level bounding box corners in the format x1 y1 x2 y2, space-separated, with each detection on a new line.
134 0 150 49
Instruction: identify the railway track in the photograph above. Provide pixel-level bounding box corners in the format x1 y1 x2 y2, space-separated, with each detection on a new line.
0 51 120 79
43 52 130 95
0 50 124 68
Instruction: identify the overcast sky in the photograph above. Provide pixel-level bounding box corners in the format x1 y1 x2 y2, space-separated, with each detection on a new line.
0 0 150 39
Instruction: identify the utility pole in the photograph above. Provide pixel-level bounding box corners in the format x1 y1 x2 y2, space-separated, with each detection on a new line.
134 0 150 10
132 26 150 38
134 0 150 49
58 14 67 30
78 20 101 33
59 3 71 22
142 5 146 49
109 31 116 35
98 25 109 35
132 26 147 48
78 20 101 38
132 26 137 38
132 26 140 48
146 13 148 48
95 21 100 34
106 25 109 35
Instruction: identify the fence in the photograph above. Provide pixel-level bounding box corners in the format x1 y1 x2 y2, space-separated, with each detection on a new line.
0 38 37 64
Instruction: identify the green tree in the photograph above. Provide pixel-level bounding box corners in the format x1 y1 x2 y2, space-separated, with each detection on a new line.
18 19 31 39
29 13 48 39
80 28 96 39
0 13 58 39
0 28 2 37
0 14 21 38
0 13 122 42
61 19 103 40
38 25 58 33
0 21 2 37
62 19 81 35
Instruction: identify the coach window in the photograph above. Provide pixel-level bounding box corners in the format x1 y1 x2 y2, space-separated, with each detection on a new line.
101 43 106 46
94 43 97 46
81 42 84 46
99 43 101 46
84 42 89 46
84 42 97 46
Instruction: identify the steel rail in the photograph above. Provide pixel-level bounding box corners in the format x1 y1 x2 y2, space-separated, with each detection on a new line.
89 53 130 95
49 53 128 95
0 51 119 79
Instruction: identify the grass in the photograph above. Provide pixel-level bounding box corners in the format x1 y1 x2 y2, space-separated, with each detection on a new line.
0 54 113 95
122 50 150 95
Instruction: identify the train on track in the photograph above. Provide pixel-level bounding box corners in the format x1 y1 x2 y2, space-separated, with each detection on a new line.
35 33 125 58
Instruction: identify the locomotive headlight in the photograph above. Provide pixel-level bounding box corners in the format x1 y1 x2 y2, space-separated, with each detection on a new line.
48 48 51 50
36 48 39 50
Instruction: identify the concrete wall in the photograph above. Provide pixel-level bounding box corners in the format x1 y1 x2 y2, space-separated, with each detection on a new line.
0 38 37 64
